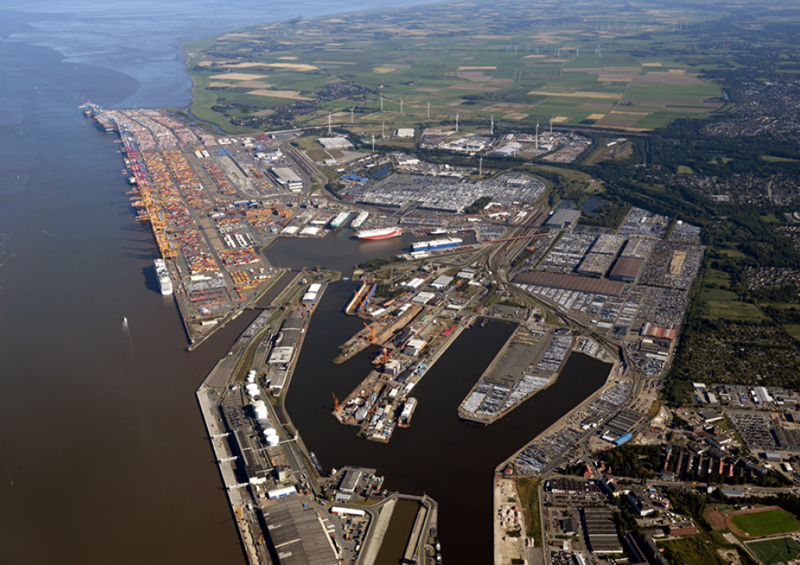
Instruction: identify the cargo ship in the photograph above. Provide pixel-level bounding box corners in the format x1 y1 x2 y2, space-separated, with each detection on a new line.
329 211 351 229
398 397 417 427
355 227 403 240
154 258 173 295
350 210 369 229
79 102 115 132
411 237 463 252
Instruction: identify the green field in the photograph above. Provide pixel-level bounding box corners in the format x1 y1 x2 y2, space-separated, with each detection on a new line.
182 0 732 133
704 301 765 321
704 268 732 288
696 287 766 321
747 537 800 565
731 509 800 537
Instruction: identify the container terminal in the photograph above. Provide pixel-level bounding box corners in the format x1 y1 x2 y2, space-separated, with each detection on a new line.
87 104 551 349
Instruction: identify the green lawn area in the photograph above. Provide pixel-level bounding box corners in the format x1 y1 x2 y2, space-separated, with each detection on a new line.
697 281 766 321
704 301 766 321
747 537 800 565
677 165 694 174
783 324 800 339
699 288 738 302
760 214 782 224
731 508 800 537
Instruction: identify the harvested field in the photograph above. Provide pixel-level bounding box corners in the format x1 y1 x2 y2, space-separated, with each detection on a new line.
209 73 265 81
246 90 312 100
457 71 492 81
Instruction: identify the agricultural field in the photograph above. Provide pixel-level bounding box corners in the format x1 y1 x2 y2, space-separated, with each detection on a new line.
730 508 800 537
183 0 741 133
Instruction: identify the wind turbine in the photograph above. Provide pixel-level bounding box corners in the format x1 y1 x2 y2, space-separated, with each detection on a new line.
427 101 431 119
479 156 483 176
400 98 404 116
535 119 539 150
550 115 554 134
490 115 494 135
372 134 375 151
327 112 332 136
380 94 384 112
455 111 459 132
382 120 386 138
350 106 355 124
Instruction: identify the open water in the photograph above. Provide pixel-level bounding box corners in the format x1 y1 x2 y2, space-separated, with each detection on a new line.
0 1 438 563
0 2 610 563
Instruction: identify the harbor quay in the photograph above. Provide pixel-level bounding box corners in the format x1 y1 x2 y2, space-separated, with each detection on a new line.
195 276 440 565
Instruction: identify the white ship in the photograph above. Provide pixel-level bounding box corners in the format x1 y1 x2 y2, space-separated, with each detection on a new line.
154 258 173 295
355 227 402 240
351 210 369 229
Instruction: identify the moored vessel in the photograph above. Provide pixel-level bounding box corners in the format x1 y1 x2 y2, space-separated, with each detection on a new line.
355 227 402 240
351 210 369 229
411 237 462 252
329 211 351 229
398 397 417 427
154 258 173 295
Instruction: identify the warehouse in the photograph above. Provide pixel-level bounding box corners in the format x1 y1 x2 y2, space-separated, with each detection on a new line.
545 209 581 228
271 167 303 192
609 257 644 282
261 497 339 565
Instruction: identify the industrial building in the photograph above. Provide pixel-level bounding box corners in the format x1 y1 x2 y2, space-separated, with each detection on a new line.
271 167 303 192
514 271 626 297
545 209 580 228
609 257 644 282
317 137 353 150
261 497 339 565
581 507 623 554
429 275 454 289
